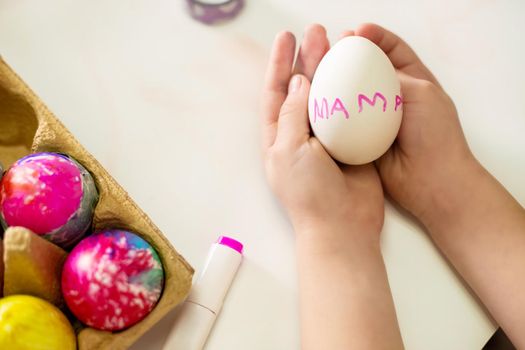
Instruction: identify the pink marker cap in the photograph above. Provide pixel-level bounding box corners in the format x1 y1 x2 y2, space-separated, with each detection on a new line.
217 236 243 254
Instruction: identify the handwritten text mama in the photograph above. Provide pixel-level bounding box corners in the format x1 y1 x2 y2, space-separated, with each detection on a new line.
311 92 402 123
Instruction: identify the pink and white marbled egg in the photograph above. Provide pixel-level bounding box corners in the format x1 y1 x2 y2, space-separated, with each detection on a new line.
61 229 164 331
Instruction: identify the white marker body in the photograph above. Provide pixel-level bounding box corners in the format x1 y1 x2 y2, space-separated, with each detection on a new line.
163 240 242 350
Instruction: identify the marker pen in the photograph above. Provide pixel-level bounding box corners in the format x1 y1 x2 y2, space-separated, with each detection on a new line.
163 236 243 350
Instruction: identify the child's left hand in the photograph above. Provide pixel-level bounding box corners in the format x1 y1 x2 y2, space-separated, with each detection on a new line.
261 26 404 349
261 25 384 244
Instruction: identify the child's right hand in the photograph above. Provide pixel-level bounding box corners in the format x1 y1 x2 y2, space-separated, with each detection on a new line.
353 24 477 224
356 25 525 348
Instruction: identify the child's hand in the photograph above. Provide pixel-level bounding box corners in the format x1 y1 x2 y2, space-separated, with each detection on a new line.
356 25 525 348
353 24 475 223
262 26 404 349
261 25 384 242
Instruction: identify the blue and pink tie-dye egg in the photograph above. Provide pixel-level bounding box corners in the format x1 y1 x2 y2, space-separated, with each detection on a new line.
0 152 98 249
61 229 164 331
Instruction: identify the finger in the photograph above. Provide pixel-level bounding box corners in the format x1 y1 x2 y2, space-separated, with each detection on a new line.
274 74 311 148
293 24 330 81
375 72 430 169
355 23 441 87
262 31 297 151
397 70 424 103
338 29 355 40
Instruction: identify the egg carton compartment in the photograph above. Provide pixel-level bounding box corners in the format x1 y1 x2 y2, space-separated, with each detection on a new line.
0 57 193 350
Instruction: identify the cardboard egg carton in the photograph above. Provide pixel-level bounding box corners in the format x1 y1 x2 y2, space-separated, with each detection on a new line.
3 226 67 307
0 57 194 350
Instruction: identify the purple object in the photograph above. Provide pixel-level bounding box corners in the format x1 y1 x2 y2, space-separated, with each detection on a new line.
217 235 243 254
186 0 244 25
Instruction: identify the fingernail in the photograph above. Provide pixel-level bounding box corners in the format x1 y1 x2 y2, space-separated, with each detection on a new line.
289 75 302 93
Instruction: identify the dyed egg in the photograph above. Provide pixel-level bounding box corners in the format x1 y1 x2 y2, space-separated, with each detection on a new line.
0 295 76 350
308 36 402 165
62 230 164 331
0 152 98 248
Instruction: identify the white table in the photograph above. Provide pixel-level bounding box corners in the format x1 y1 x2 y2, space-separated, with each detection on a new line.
1 1 524 349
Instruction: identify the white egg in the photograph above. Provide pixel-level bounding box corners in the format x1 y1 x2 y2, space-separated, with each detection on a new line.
308 36 402 165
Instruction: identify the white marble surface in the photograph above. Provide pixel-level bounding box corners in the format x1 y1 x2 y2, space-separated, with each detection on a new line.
1 0 524 349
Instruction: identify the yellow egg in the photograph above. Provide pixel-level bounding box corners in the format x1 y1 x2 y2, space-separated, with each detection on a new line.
0 295 76 350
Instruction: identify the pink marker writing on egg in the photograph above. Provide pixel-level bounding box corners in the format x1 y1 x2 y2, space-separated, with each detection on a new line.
163 236 243 350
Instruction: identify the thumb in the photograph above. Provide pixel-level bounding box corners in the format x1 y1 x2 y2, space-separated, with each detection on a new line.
274 74 311 148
